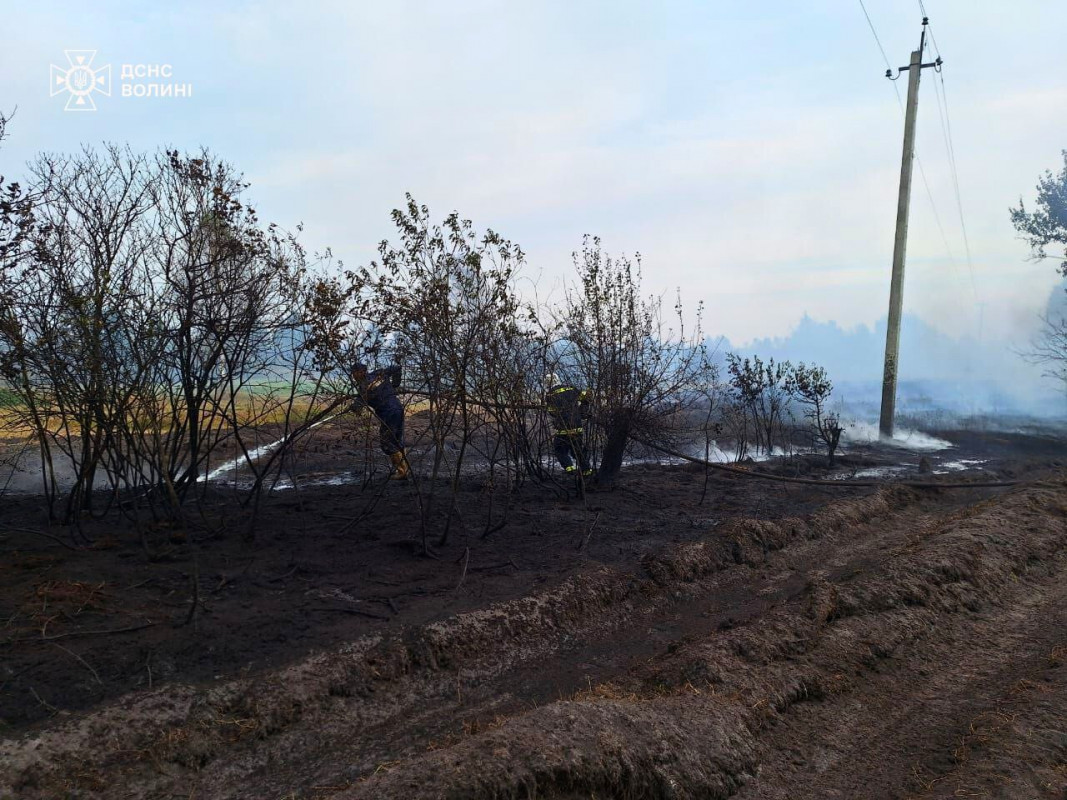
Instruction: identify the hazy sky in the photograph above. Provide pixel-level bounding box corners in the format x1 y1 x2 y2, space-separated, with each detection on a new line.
2 0 1065 351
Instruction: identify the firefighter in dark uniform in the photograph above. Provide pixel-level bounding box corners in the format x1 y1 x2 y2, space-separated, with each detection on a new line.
545 374 593 478
351 363 409 479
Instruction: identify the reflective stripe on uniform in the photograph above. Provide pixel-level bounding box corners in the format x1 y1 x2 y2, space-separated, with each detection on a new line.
549 386 574 395
556 427 583 435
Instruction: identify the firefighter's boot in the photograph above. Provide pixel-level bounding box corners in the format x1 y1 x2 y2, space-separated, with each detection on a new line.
389 450 410 480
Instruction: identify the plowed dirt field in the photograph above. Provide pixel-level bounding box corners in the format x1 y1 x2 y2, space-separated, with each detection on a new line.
2 429 1065 799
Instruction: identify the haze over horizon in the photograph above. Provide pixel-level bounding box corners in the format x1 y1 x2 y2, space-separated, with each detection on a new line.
2 0 1065 407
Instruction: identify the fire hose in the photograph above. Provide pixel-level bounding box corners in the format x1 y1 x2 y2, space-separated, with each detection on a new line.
388 388 1023 490
632 437 1021 490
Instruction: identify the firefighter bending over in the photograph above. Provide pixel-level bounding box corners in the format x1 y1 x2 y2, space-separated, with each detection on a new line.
351 362 410 480
545 374 594 478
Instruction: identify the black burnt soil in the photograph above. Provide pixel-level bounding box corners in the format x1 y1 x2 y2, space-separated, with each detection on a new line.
0 428 1064 800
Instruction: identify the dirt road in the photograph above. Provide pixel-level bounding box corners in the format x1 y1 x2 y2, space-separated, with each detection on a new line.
3 450 1065 798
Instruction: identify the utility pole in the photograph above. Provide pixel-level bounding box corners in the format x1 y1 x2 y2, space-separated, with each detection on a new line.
878 18 942 439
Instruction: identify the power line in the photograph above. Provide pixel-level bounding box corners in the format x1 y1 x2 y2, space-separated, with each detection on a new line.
916 155 959 273
919 5 980 304
936 67 978 299
930 61 976 298
914 2 984 350
855 0 958 274
858 0 894 72
923 36 968 289
857 3 986 430
917 0 943 57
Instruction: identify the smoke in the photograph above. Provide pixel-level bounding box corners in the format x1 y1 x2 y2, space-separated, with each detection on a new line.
841 421 953 452
681 441 791 463
708 297 1067 419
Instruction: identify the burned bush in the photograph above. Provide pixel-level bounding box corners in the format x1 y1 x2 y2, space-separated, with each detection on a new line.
558 236 713 484
331 196 545 545
724 354 793 459
788 362 844 466
0 145 324 529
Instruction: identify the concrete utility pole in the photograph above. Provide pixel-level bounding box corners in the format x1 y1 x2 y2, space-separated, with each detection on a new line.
878 18 942 439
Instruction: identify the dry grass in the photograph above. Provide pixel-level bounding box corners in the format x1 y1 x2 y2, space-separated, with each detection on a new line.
571 680 644 704
32 580 110 618
0 390 328 439
571 677 708 705
1049 645 1066 668
15 580 112 639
